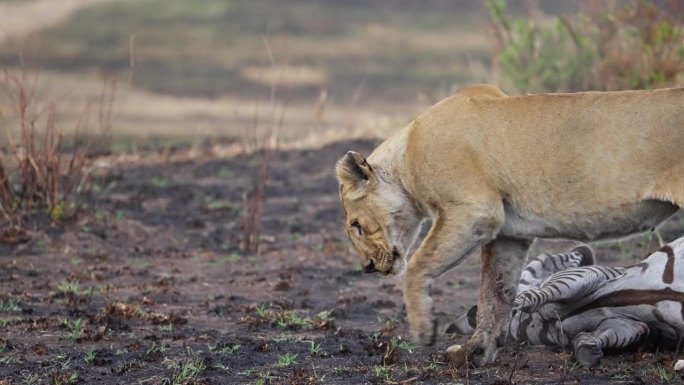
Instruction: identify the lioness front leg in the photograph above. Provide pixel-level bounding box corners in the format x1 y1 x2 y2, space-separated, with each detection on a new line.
460 238 529 366
404 203 502 346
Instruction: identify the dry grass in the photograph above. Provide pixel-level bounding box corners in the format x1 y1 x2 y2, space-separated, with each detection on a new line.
0 65 113 237
239 36 286 255
0 68 413 154
241 148 269 254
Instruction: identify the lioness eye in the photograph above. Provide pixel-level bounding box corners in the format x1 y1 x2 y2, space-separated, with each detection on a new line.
350 221 363 235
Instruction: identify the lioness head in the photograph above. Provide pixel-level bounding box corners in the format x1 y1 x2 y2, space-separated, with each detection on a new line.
336 151 422 276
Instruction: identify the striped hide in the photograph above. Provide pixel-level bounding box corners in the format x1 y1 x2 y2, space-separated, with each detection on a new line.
448 238 684 367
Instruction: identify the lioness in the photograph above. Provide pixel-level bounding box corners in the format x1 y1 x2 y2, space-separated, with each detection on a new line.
335 84 684 366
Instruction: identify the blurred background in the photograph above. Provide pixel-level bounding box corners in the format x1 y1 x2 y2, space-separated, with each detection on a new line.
0 0 684 236
1 0 682 151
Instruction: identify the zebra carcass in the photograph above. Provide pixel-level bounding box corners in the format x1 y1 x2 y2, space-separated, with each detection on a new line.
447 238 684 367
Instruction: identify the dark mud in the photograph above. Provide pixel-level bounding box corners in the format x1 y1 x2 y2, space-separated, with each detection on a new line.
1 139 684 384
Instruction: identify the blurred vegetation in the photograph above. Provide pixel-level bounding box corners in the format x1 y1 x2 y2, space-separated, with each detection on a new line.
0 67 111 231
1 0 489 103
487 0 684 93
4 0 680 153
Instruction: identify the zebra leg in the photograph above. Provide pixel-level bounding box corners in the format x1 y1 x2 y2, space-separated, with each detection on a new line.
572 318 648 367
517 245 595 294
513 265 624 313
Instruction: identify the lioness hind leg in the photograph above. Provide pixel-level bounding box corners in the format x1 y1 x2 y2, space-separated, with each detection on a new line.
449 238 529 367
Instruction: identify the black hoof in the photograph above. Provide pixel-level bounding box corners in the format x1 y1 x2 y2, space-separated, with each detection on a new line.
575 342 603 367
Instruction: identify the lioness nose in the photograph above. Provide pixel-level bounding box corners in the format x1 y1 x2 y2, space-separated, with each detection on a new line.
363 260 377 273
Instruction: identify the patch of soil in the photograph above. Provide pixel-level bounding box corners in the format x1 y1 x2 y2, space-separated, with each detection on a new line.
1 139 684 384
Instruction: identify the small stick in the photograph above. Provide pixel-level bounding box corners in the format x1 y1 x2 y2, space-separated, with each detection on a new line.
386 375 421 385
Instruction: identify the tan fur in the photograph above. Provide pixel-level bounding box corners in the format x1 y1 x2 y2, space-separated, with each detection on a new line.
335 84 684 366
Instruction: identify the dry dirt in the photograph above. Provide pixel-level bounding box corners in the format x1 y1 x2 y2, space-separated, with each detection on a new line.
1 139 684 384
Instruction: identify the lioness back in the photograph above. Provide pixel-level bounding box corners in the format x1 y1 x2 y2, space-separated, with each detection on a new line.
402 85 684 240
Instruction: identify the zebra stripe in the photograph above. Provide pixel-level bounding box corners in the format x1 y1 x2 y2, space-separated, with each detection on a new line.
518 247 594 293
514 265 625 313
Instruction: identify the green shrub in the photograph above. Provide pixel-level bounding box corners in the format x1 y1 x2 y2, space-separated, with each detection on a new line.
487 0 684 93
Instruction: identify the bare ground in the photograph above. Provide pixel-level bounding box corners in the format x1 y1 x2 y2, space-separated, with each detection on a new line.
1 139 684 384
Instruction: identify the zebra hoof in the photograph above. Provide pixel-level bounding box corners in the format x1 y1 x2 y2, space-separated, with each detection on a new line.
574 341 603 367
571 244 595 266
512 294 537 313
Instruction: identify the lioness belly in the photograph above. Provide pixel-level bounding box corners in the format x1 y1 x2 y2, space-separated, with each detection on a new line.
500 200 678 241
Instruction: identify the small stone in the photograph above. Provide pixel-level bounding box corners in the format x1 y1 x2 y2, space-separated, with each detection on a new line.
674 360 684 371
446 344 467 366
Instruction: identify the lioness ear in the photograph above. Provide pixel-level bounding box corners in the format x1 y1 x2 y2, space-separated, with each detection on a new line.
336 151 374 197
